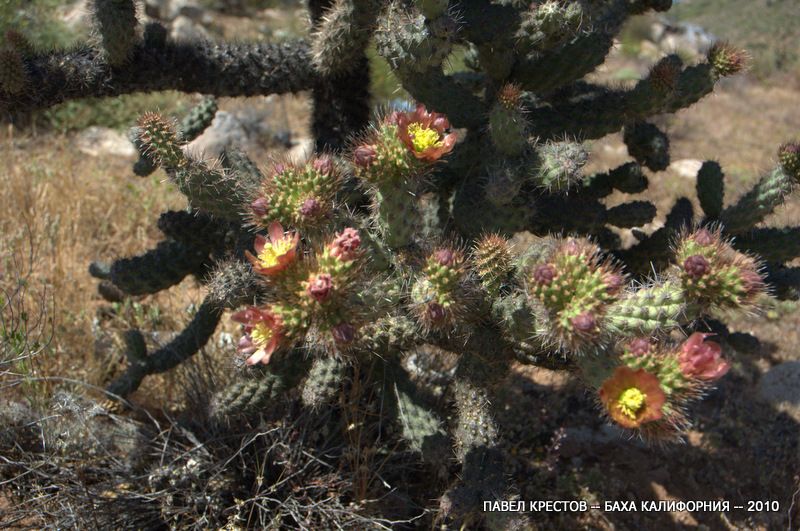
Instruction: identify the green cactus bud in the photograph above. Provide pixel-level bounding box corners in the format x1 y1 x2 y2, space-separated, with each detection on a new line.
311 0 383 77
605 281 688 336
179 97 218 142
93 0 138 66
623 122 670 172
411 247 471 331
472 233 514 296
137 112 185 169
301 357 347 407
620 341 692 396
719 164 798 234
252 157 342 230
527 237 625 352
778 141 800 180
529 140 588 192
707 42 749 79
489 84 529 157
515 0 583 55
0 47 27 95
674 228 766 310
375 6 452 73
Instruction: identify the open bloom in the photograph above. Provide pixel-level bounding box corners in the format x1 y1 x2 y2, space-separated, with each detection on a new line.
245 221 299 276
599 367 666 429
391 104 457 162
232 306 284 365
678 332 730 380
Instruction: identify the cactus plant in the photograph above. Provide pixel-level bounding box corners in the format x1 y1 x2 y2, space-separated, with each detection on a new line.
6 0 800 526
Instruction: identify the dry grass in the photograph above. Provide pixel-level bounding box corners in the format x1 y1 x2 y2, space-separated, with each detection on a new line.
0 92 312 407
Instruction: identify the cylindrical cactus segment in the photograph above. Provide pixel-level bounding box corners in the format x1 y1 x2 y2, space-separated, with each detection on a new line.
472 233 515 296
605 281 687 336
93 0 138 66
0 46 28 94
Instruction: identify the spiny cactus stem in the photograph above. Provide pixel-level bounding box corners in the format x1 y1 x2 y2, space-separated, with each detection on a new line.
2 38 316 115
106 298 222 399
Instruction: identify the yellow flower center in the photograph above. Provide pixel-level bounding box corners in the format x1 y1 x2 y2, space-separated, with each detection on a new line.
257 239 293 269
617 387 646 420
250 321 274 347
408 122 443 153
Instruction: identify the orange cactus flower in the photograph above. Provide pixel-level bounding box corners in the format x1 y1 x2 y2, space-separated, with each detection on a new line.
391 104 457 162
245 221 299 276
231 306 284 365
599 367 666 429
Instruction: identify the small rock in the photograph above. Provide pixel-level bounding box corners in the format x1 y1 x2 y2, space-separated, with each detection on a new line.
169 14 211 41
287 137 314 162
75 126 136 158
59 0 92 32
186 111 248 159
638 40 662 62
758 361 800 421
669 158 703 180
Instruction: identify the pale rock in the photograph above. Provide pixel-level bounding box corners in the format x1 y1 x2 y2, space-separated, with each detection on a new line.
669 159 703 180
75 127 137 158
169 14 211 41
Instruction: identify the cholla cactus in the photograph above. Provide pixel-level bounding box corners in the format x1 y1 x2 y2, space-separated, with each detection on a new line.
8 0 800 526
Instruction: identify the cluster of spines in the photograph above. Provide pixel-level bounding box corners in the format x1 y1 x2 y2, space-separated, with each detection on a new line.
526 237 624 352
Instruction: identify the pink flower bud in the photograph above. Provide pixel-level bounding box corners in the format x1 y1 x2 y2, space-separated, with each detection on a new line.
330 228 361 261
307 273 333 302
433 248 456 267
563 239 581 255
683 255 710 279
739 269 764 296
533 264 556 285
679 332 730 380
627 337 652 356
426 302 447 324
251 197 269 217
605 273 624 295
313 155 333 175
299 197 322 218
693 229 715 246
273 162 286 175
354 145 377 168
571 312 596 333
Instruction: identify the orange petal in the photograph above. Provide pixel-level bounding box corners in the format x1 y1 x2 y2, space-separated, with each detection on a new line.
268 221 285 242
